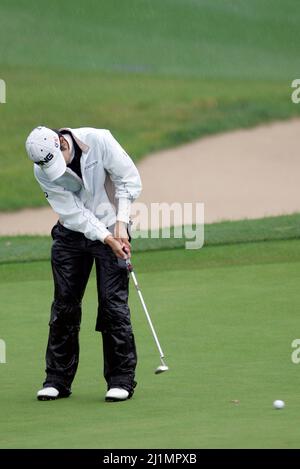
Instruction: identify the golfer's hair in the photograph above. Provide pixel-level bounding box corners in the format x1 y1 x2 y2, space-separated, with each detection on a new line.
52 128 64 138
53 128 83 161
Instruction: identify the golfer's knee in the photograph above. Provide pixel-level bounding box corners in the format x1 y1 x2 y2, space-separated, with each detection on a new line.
96 304 132 332
50 299 82 326
100 282 129 306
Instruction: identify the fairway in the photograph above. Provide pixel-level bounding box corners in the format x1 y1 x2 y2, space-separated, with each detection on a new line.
1 239 300 448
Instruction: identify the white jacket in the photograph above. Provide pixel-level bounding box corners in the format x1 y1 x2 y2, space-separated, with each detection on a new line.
34 127 142 243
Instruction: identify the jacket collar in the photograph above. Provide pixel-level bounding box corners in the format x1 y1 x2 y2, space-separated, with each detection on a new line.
59 128 90 153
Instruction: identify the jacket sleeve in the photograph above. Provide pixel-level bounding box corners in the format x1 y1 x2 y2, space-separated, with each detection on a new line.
102 131 142 224
34 168 112 243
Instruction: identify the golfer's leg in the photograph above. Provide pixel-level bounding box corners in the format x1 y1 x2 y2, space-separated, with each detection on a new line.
43 225 93 394
94 245 137 396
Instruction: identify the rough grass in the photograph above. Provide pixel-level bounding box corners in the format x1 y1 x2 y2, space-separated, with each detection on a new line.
0 0 299 209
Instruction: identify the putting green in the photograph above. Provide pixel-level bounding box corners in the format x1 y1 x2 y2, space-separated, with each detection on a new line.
1 239 300 448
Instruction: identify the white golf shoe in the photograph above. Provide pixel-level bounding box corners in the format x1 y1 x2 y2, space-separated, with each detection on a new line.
105 388 129 402
37 386 60 401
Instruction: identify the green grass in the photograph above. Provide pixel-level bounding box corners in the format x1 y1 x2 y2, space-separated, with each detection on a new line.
1 238 300 448
1 213 300 264
1 0 299 78
0 0 300 209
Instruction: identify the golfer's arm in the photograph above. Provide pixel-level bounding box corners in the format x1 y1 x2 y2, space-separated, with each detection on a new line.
37 182 111 243
102 130 142 224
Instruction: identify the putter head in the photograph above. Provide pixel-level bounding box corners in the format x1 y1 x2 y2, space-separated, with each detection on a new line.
155 365 169 374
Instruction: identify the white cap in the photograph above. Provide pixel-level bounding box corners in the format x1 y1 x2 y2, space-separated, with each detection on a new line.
25 126 66 181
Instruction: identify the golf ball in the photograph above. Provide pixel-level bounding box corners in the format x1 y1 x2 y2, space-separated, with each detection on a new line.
273 399 285 409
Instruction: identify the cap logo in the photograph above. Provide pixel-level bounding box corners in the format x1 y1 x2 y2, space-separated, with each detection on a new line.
36 152 54 166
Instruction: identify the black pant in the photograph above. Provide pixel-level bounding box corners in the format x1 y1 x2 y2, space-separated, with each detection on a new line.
43 222 137 397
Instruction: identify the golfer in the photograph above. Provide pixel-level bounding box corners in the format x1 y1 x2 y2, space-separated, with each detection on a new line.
25 126 142 402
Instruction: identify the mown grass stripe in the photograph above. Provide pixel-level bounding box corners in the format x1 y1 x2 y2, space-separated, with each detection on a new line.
0 214 299 265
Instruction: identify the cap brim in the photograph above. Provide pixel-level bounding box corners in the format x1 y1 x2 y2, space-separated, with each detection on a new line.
42 151 66 182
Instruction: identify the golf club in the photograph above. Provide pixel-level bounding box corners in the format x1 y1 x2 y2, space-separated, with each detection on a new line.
126 257 169 374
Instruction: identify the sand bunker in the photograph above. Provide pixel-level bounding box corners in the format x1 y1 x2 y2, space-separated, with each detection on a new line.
1 119 299 235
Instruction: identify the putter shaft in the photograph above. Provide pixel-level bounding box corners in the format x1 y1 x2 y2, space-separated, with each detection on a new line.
127 260 165 359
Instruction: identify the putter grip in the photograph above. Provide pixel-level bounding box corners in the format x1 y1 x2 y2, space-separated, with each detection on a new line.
126 258 133 272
